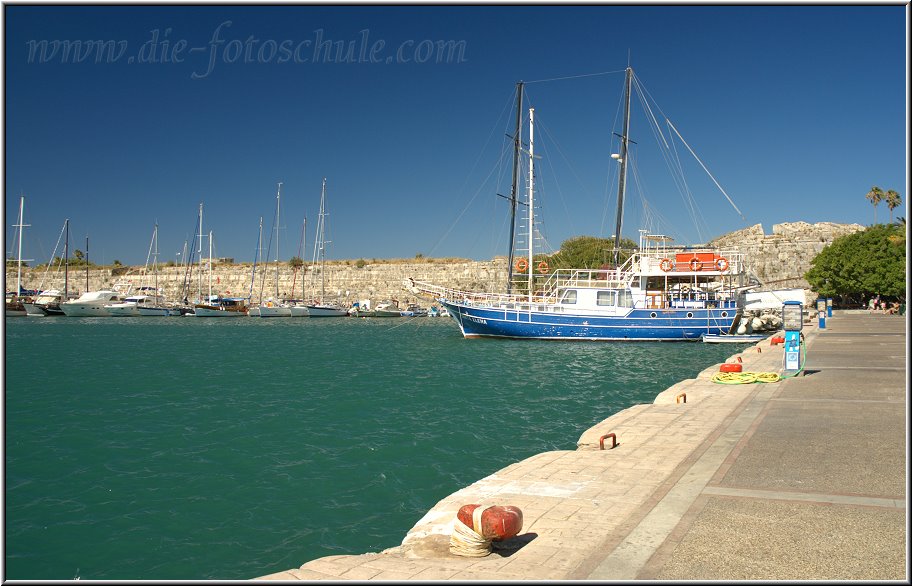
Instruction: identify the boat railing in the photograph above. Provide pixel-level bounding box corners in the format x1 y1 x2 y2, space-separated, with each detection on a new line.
635 248 747 274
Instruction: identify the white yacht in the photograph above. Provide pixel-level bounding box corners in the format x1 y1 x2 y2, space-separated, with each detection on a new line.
60 290 124 316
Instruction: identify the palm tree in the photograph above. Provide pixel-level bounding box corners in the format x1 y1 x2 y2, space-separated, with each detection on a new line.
865 186 884 224
885 189 902 224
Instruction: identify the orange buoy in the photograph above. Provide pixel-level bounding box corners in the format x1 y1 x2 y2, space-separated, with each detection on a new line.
719 362 743 373
515 258 528 272
659 258 672 272
689 258 701 271
457 504 523 541
770 336 784 345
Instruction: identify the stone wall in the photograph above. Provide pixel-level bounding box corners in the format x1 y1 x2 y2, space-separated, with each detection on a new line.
5 258 509 307
709 221 865 290
5 222 865 304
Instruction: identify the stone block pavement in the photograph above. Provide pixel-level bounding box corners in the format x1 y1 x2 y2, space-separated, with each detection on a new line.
257 310 906 581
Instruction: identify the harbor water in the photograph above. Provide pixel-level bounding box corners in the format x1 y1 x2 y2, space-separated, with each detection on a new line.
4 316 742 580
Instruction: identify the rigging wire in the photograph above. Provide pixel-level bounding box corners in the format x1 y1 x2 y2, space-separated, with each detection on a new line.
523 68 626 85
426 87 517 258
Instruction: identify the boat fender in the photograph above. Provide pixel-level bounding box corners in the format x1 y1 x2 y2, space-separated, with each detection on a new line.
659 258 672 272
537 260 549 274
689 258 701 271
716 257 729 271
515 258 528 272
719 362 743 373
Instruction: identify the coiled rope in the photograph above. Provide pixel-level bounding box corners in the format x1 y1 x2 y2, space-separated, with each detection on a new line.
448 505 494 557
712 336 808 385
711 371 782 384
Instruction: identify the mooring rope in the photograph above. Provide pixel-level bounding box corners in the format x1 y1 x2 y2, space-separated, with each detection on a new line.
711 371 782 384
448 505 494 557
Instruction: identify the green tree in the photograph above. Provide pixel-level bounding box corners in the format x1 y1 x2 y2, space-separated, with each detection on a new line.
288 256 304 269
543 235 639 270
885 189 902 224
73 249 84 262
865 186 884 225
805 223 905 303
113 260 122 267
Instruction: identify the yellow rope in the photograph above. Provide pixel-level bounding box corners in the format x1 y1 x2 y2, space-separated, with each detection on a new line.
448 505 494 557
711 371 781 384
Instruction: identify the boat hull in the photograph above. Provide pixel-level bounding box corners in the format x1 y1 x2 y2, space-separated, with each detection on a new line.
304 304 348 317
251 305 292 317
438 299 737 341
105 303 139 316
60 303 114 317
137 306 173 317
194 305 246 317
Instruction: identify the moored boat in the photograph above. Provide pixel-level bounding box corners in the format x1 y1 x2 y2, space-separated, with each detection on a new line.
60 290 124 316
407 67 751 341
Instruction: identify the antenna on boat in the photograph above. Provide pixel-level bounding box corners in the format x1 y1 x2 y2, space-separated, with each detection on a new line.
612 66 633 266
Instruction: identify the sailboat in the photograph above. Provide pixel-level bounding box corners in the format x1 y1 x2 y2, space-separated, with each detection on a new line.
5 196 33 316
194 231 248 316
407 67 749 340
60 235 125 317
136 224 174 316
304 178 348 317
23 218 71 316
250 182 292 317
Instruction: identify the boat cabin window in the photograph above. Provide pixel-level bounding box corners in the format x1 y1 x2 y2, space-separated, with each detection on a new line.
560 290 578 304
617 290 633 307
597 291 616 306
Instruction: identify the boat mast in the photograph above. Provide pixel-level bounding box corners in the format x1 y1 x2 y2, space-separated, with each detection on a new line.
527 107 535 302
251 216 263 301
274 182 282 301
85 236 89 293
152 224 159 299
64 219 69 301
319 178 327 302
612 66 633 266
14 196 28 296
197 203 204 303
506 81 524 294
207 230 213 300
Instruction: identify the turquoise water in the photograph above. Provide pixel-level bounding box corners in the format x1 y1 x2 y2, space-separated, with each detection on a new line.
4 316 741 579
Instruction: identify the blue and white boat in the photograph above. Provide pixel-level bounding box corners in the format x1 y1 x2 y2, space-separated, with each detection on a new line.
408 231 745 340
407 67 750 341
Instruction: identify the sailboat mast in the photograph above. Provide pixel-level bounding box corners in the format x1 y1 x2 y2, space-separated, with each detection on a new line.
15 196 26 295
275 182 282 300
208 230 213 300
85 236 89 293
64 219 69 300
506 81 524 294
527 107 535 302
252 216 263 301
319 178 327 301
612 66 633 265
197 203 204 302
152 224 159 298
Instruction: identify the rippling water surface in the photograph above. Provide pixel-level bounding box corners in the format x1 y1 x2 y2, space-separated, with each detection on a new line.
4 316 741 579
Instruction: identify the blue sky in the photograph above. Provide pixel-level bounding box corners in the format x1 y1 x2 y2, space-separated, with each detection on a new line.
4 4 908 268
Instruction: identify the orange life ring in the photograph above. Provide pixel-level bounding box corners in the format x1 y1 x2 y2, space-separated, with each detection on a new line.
716 257 729 271
537 260 549 274
515 258 528 272
689 258 701 271
659 258 672 272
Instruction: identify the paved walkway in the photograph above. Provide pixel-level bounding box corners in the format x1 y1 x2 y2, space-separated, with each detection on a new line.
258 311 907 580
